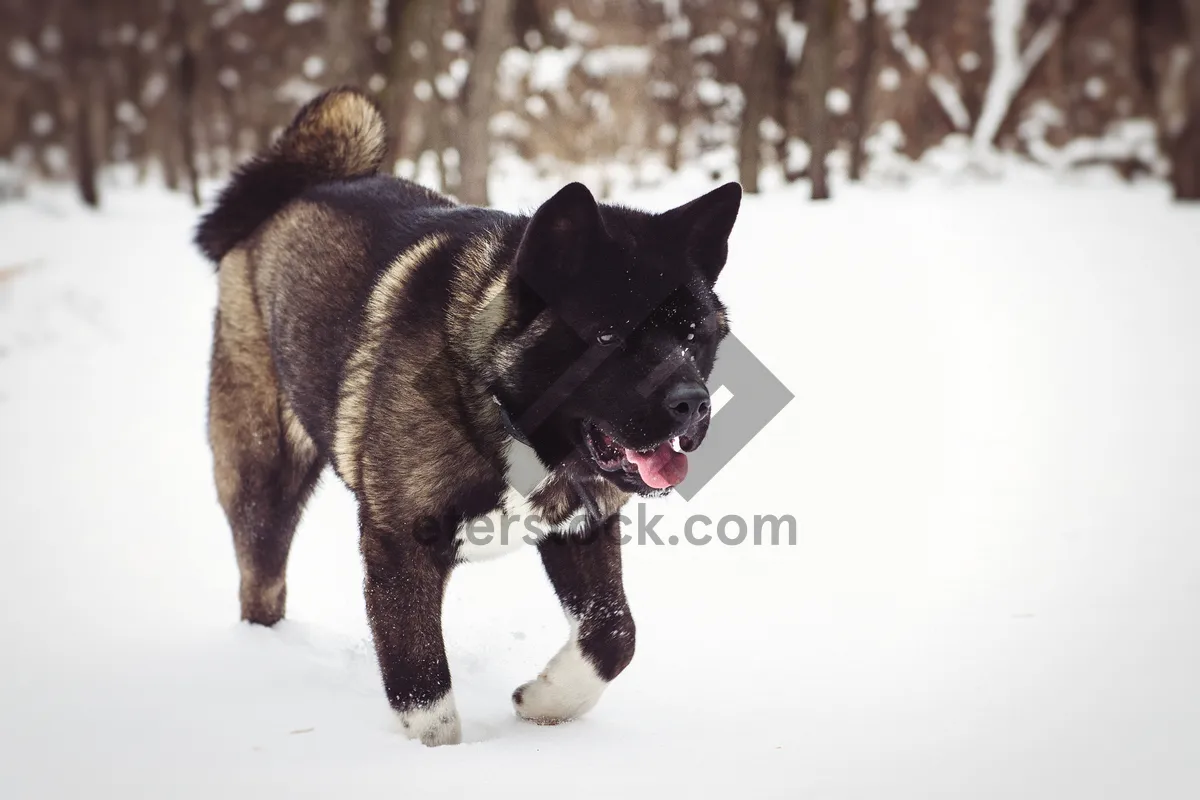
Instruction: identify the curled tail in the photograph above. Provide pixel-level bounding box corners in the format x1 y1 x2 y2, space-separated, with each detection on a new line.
194 87 387 264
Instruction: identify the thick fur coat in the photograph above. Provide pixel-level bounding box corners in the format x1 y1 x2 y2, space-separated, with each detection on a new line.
196 88 741 745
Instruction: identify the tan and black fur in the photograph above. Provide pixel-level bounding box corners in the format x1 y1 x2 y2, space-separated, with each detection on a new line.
197 88 741 745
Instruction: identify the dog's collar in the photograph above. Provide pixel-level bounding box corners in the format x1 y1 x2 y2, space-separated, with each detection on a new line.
492 395 533 447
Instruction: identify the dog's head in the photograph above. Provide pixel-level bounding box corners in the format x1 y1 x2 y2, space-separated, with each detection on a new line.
498 181 741 496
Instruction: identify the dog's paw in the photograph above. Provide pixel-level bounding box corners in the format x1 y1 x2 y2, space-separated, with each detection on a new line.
396 694 462 746
512 640 607 725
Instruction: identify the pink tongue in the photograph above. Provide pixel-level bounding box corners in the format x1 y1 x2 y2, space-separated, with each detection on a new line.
624 443 689 489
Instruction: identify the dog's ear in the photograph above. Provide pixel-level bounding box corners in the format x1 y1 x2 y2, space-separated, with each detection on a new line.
512 182 604 322
515 182 604 279
659 182 741 284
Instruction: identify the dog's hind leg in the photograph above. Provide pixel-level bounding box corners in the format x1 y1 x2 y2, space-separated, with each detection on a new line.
514 515 636 725
208 250 324 626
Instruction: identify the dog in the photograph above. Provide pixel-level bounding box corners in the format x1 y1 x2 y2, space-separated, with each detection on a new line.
195 87 741 746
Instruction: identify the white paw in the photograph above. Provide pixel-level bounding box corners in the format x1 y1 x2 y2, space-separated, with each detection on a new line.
395 693 462 746
513 624 607 725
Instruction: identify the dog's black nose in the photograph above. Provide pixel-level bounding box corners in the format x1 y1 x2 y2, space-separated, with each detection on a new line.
664 382 710 425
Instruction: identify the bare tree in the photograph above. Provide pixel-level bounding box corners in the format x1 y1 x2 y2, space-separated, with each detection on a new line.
972 0 1081 158
737 1 779 194
458 0 514 205
654 2 694 174
325 0 366 85
169 0 202 206
0 0 1196 204
1174 0 1200 198
60 0 104 207
424 0 456 192
807 0 835 199
848 0 877 181
386 0 427 163
885 6 972 136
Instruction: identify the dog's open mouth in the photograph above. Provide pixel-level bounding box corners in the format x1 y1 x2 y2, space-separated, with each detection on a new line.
582 423 699 489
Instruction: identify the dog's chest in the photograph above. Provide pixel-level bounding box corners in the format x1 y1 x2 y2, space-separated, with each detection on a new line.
453 488 590 563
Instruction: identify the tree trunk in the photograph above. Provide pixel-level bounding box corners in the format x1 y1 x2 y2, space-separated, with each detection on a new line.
163 128 181 192
848 0 877 182
426 0 455 191
63 1 103 208
458 0 514 205
326 0 363 85
807 0 835 200
664 35 690 173
219 83 240 169
172 2 202 206
1173 0 1200 199
387 0 419 162
737 2 777 194
973 0 1076 156
178 48 201 206
70 85 101 209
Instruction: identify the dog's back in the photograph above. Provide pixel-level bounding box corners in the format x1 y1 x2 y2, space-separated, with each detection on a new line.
197 88 518 465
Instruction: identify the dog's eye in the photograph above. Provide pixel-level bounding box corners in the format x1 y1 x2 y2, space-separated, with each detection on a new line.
595 331 619 346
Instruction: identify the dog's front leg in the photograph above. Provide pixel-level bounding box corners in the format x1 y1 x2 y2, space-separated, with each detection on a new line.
359 509 460 746
514 514 636 724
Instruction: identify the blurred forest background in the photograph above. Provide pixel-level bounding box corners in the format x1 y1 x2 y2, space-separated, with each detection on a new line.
2 0 1199 208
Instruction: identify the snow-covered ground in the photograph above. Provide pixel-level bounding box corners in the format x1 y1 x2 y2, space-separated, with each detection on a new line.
1 173 1198 798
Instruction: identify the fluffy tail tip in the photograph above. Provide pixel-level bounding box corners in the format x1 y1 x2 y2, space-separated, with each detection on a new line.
278 87 388 180
194 86 388 264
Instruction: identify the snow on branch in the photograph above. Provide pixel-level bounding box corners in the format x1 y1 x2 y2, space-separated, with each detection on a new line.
972 0 1076 154
886 21 971 131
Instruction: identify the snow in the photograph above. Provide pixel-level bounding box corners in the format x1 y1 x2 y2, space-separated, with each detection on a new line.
1021 110 1164 175
885 23 970 133
448 58 469 85
879 65 901 91
2 176 1200 798
30 113 54 136
285 1 323 26
116 101 144 131
696 77 726 106
8 39 37 70
551 8 598 44
302 55 325 80
525 95 549 118
974 0 1067 156
275 77 322 106
142 72 169 105
580 46 653 79
929 74 971 130
826 87 851 115
690 33 728 56
775 5 806 64
501 44 651 99
503 46 583 93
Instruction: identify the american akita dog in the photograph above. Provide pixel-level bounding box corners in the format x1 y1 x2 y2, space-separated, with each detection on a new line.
196 88 740 745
